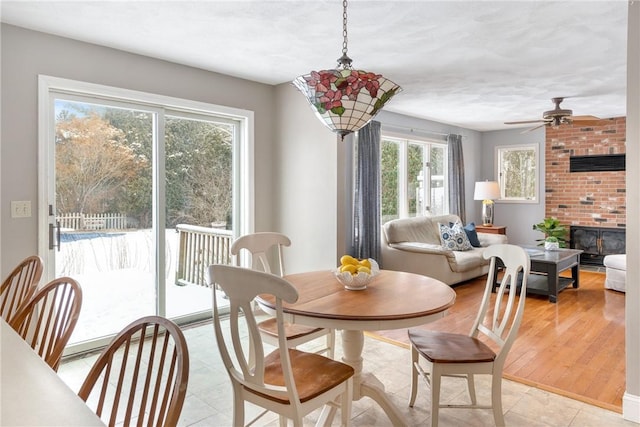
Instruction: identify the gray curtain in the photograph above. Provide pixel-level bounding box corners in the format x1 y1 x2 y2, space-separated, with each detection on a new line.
447 134 466 223
353 121 381 262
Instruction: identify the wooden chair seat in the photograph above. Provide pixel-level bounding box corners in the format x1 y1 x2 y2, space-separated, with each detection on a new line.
408 330 496 363
254 348 354 404
258 317 325 341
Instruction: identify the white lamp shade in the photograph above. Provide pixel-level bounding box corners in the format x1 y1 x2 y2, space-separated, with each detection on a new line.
474 181 500 200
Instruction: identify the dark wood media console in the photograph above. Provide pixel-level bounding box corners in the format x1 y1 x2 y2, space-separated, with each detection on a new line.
569 225 625 266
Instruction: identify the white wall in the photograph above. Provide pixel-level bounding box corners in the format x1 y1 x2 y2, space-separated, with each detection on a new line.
273 83 338 274
480 128 546 245
0 24 277 274
624 1 639 422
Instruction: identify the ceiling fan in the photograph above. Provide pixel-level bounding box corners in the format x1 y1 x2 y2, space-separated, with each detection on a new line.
505 97 601 132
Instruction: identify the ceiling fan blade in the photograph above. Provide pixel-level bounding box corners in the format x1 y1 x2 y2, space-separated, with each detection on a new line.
504 119 546 125
571 115 601 121
570 120 602 126
521 124 546 134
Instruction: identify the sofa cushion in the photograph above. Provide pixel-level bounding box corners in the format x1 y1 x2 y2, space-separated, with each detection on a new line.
438 222 472 251
447 248 488 272
383 214 462 245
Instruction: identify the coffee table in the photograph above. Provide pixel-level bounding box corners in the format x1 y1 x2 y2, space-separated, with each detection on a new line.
492 245 583 303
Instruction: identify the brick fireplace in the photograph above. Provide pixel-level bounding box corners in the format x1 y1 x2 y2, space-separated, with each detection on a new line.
545 117 626 264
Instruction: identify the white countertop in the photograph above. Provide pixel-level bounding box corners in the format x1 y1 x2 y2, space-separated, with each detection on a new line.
0 319 104 426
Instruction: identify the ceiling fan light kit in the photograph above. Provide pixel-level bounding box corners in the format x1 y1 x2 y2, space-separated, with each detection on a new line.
505 97 601 132
292 0 401 139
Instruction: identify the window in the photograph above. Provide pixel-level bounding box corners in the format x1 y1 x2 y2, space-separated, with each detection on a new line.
496 144 538 202
381 135 448 223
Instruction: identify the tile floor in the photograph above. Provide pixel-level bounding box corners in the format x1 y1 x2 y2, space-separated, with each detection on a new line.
58 319 636 427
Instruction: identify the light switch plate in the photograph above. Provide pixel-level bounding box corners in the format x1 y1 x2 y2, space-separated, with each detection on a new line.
11 201 32 218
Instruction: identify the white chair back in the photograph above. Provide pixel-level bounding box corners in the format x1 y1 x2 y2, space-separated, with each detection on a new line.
475 244 531 367
230 232 291 276
209 264 300 401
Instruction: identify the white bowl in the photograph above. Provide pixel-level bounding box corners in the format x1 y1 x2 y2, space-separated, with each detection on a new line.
334 259 380 290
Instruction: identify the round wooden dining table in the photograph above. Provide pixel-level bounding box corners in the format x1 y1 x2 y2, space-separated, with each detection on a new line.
256 269 456 426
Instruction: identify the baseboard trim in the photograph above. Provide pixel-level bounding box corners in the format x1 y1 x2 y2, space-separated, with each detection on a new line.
623 392 640 423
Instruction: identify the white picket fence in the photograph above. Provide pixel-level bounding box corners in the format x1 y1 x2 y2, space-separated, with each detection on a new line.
57 213 128 231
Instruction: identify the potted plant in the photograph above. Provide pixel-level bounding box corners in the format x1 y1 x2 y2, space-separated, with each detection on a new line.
543 236 560 251
532 217 567 249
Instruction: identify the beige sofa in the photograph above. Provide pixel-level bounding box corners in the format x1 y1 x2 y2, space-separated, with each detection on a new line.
381 214 508 286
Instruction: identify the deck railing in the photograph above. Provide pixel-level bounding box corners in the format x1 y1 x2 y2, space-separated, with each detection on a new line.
175 224 233 287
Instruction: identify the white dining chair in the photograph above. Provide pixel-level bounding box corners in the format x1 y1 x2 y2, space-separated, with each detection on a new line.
231 232 335 358
408 244 530 427
207 264 354 427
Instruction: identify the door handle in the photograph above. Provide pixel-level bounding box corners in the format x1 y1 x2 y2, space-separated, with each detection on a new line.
49 220 61 252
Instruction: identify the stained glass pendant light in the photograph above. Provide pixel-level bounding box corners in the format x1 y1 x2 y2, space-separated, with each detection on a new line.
293 0 402 139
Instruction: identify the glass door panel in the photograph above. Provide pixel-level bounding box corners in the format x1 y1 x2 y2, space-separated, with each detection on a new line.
407 143 425 217
54 99 155 346
381 140 400 222
164 114 234 319
429 145 446 215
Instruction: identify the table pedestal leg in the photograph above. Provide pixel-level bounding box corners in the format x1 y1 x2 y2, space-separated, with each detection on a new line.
318 330 408 426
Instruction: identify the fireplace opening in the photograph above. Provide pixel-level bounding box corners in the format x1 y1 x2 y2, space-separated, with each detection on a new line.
570 226 625 266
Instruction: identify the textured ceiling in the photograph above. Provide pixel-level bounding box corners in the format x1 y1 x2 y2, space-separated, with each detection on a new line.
0 1 629 131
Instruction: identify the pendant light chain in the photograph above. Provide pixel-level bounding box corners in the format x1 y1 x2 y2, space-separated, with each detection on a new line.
337 0 353 69
342 0 348 58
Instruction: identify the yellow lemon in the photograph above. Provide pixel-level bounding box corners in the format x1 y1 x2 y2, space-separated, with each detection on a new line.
358 258 371 269
340 255 358 266
340 264 358 274
357 266 371 275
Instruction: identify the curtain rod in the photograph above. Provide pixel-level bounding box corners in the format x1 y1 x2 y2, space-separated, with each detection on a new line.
381 124 466 139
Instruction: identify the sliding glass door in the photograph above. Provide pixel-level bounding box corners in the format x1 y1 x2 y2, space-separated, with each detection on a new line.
39 77 253 354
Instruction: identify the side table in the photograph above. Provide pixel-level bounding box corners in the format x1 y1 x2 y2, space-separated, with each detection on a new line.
475 225 507 235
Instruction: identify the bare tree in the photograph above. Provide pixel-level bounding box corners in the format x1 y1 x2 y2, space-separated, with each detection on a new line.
56 114 145 214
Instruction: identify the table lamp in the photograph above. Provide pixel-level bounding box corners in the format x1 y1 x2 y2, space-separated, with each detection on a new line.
474 181 500 226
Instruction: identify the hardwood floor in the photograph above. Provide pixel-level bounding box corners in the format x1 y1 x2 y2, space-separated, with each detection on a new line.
367 270 626 412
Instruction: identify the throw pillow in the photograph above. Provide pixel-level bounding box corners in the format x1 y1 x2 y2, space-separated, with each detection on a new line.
439 221 472 251
464 222 482 247
448 221 482 247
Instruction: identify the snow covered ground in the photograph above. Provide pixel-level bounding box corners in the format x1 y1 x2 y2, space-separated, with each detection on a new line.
57 229 226 345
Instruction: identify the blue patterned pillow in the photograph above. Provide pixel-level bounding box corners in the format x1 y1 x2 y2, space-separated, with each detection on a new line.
449 221 481 247
439 221 472 251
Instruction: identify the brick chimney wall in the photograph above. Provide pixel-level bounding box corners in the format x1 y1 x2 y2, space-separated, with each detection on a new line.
545 117 626 228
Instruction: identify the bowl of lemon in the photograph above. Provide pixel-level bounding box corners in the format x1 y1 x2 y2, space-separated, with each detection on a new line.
334 255 380 290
